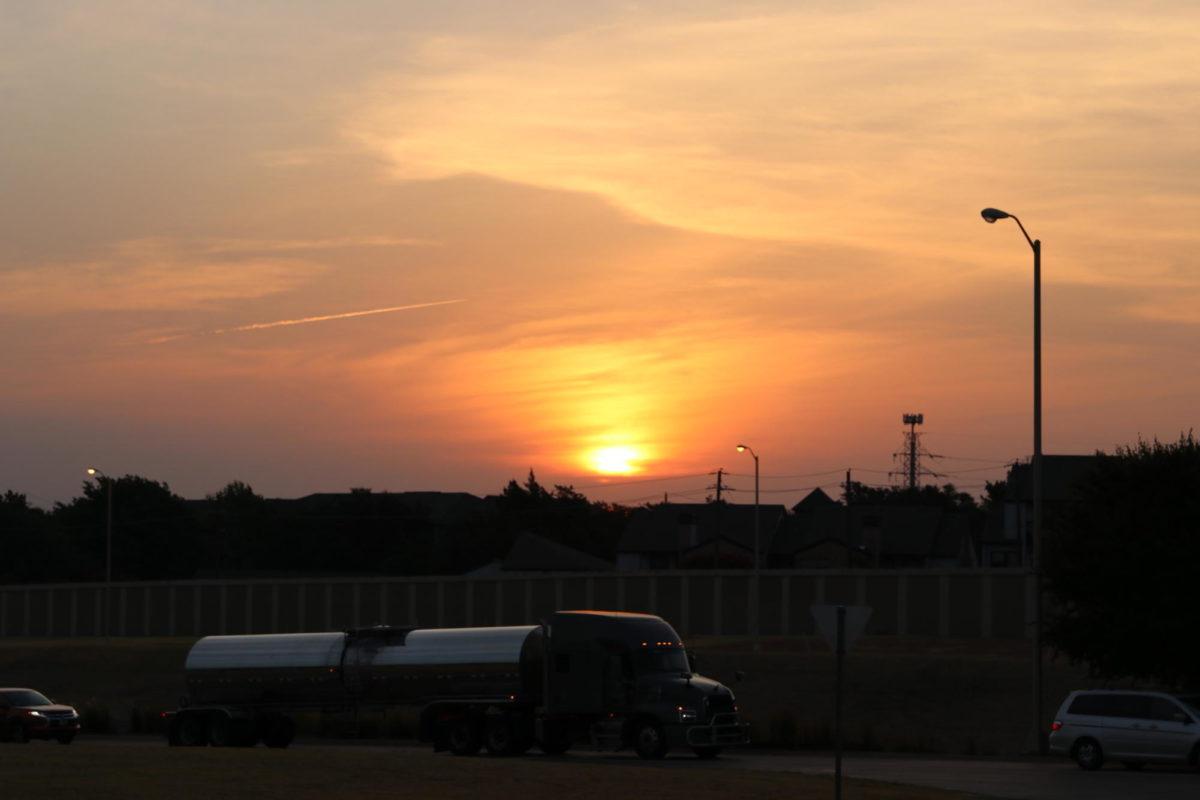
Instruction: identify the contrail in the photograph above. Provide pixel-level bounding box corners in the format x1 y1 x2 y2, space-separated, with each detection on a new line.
212 298 466 333
149 298 465 343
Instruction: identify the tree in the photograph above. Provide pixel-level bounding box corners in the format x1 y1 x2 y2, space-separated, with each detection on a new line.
1042 433 1200 687
54 475 201 581
199 481 275 577
842 480 980 512
0 491 61 583
490 470 628 563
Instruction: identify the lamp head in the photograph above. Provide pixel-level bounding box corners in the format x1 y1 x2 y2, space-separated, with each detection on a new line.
736 444 747 452
86 467 100 477
981 207 1010 224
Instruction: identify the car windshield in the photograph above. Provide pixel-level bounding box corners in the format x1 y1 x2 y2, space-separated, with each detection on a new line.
3 689 52 706
634 648 690 675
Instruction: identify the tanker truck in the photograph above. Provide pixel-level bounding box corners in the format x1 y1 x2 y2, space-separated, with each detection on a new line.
164 610 748 759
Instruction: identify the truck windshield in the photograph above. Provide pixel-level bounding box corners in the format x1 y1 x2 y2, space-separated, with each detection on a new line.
634 648 690 675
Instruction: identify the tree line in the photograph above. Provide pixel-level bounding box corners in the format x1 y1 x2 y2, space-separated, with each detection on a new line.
0 471 629 585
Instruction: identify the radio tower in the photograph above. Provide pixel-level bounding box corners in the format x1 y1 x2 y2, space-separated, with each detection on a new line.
892 413 938 490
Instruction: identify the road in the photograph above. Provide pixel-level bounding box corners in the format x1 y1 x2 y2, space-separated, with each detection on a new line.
713 751 1199 800
98 737 1200 799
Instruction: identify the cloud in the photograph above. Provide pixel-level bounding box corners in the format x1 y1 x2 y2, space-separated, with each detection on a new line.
347 3 1200 246
0 238 324 314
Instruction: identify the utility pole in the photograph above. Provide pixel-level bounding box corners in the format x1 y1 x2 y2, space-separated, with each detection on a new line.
708 468 729 568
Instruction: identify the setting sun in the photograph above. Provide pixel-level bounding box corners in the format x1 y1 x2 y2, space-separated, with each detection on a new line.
587 446 643 476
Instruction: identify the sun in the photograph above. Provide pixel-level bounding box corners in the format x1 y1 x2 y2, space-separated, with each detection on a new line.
587 445 643 476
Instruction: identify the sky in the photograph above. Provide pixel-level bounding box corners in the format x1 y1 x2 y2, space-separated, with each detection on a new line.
3 1 1198 510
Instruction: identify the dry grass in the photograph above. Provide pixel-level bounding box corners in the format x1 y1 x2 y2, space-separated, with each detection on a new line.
3 743 994 800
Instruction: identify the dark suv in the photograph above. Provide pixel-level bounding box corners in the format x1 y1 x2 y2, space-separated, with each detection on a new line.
0 688 80 744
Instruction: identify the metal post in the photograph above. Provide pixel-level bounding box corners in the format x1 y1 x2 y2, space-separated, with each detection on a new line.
1031 237 1045 755
835 605 845 800
104 477 113 644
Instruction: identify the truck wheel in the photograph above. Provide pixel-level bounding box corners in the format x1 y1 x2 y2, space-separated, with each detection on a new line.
262 715 295 749
7 720 28 743
632 721 667 760
692 746 722 759
485 715 524 756
447 716 483 756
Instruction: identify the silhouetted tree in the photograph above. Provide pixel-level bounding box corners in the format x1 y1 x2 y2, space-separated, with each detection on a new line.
842 481 979 512
54 475 201 581
198 481 276 577
1043 433 1200 686
0 491 65 583
488 470 628 564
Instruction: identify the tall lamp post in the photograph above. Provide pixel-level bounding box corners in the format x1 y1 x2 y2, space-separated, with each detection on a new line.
736 444 761 648
980 207 1045 755
735 445 760 570
86 467 113 643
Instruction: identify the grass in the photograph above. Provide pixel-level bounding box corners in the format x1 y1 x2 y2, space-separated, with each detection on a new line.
2 742 999 800
0 634 1098 755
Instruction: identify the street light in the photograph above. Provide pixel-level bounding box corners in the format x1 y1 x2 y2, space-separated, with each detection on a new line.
736 444 761 650
86 467 113 643
735 445 760 571
981 207 1045 755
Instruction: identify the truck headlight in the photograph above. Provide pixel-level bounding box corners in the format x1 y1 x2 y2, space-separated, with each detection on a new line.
677 706 698 722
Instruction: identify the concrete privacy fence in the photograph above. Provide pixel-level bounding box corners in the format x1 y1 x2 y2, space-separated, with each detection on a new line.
0 568 1033 640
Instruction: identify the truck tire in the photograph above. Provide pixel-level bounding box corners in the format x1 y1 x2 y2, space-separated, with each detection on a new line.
484 715 522 756
171 712 209 746
447 716 483 756
632 721 667 760
208 714 237 747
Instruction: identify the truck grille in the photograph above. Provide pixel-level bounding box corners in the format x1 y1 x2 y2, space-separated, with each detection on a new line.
705 695 735 715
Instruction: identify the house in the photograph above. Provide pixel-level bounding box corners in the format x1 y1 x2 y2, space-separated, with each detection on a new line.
616 502 786 570
471 532 615 574
770 488 977 568
980 455 1097 568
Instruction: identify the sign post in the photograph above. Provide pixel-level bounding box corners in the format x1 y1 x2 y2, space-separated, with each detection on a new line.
811 604 872 800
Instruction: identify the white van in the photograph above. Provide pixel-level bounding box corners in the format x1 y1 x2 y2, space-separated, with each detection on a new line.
1049 690 1200 770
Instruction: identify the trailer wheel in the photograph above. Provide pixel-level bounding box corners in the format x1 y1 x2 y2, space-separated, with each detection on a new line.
632 721 667 760
262 715 295 749
169 712 208 747
208 715 237 747
447 716 483 756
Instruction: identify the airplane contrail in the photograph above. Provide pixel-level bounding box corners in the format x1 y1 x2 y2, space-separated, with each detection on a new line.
149 298 465 343
212 298 466 333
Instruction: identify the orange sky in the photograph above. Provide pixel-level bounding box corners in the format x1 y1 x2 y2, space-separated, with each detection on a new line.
3 1 1198 508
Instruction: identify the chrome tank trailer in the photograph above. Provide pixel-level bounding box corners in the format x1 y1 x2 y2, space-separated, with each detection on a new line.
184 625 542 708
166 611 748 759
